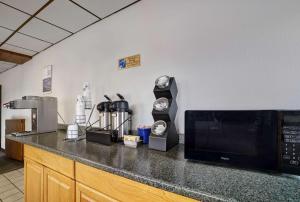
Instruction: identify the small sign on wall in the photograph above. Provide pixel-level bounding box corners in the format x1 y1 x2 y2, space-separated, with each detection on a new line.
118 54 141 70
43 65 52 93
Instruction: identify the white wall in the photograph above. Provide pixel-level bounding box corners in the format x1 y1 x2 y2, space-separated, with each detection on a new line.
1 0 300 148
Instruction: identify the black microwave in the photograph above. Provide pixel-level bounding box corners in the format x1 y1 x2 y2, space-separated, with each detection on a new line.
185 110 300 173
185 110 300 174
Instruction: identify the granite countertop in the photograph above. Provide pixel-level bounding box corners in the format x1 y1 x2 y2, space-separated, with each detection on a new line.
6 131 300 202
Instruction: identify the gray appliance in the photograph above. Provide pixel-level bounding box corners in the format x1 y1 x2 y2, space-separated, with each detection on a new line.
4 96 58 135
97 95 112 130
111 94 132 140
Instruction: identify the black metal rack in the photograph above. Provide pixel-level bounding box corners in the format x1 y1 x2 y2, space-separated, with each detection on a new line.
149 77 179 151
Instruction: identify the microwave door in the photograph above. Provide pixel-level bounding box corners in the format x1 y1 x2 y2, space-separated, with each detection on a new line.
184 110 278 171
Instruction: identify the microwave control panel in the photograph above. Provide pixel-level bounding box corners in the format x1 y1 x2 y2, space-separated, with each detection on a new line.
282 142 300 166
281 112 300 175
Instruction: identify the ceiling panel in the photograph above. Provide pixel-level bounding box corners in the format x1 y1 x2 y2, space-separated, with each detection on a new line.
0 3 30 30
72 0 137 18
0 61 16 72
0 66 7 72
37 0 98 33
19 18 71 43
1 43 37 56
0 0 48 15
6 33 51 52
0 26 13 42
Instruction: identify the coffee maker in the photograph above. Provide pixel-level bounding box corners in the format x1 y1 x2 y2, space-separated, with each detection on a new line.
97 95 112 130
86 95 116 145
86 93 132 145
4 96 58 136
111 94 132 140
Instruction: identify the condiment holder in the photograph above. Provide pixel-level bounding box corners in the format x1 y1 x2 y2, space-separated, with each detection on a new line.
152 97 178 122
149 75 179 151
153 76 178 99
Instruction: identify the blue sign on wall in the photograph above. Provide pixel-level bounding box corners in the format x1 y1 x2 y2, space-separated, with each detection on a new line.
119 58 126 69
118 54 141 70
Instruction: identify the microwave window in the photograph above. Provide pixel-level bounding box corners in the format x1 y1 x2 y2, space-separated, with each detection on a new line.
284 115 300 124
194 118 260 156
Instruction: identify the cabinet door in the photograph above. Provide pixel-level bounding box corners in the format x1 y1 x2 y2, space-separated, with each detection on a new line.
44 168 75 202
25 159 44 202
5 139 24 161
5 119 25 161
76 182 119 202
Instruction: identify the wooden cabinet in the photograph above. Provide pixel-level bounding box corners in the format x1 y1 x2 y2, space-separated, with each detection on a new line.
44 168 75 202
24 145 74 179
76 182 118 202
24 145 196 202
24 146 75 202
5 119 25 161
5 139 24 160
25 159 44 202
76 162 197 202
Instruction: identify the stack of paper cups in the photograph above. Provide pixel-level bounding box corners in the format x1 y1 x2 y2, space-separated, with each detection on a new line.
83 82 92 109
67 124 78 139
75 95 86 124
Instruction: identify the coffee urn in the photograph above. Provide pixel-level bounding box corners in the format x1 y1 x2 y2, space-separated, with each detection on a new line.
111 94 132 140
97 95 112 130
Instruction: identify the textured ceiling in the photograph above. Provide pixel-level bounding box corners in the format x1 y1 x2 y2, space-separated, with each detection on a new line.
0 0 140 73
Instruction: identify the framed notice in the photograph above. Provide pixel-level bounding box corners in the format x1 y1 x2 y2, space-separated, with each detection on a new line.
43 65 52 93
118 54 141 70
